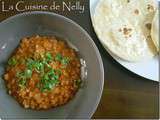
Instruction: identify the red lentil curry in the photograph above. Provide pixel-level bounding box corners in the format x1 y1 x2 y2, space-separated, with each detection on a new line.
4 35 81 110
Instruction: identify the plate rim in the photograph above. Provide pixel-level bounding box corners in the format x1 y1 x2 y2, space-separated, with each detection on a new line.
90 0 159 81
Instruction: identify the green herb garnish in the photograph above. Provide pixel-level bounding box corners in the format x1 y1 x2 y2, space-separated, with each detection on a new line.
55 53 63 61
55 69 62 76
16 71 31 88
45 52 53 62
16 52 63 92
34 61 44 73
18 79 27 88
8 57 17 66
16 71 24 79
25 69 32 78
55 53 70 67
61 57 70 65
17 69 32 79
26 58 35 70
40 69 60 92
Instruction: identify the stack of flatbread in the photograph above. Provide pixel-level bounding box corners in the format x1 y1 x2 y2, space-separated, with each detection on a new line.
93 0 159 62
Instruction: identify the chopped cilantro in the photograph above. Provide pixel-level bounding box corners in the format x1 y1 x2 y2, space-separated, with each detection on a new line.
55 53 63 61
24 69 32 78
55 53 70 67
15 52 62 91
8 57 17 66
17 69 32 79
42 74 49 82
16 69 32 88
61 57 70 65
55 69 62 76
40 68 60 92
18 79 26 88
48 69 55 76
45 52 53 62
16 72 25 79
26 58 35 69
34 61 44 72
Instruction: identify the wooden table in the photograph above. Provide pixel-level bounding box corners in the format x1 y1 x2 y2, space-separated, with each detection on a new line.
0 0 159 119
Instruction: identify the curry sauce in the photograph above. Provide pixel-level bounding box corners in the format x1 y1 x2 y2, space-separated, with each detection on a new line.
4 35 81 110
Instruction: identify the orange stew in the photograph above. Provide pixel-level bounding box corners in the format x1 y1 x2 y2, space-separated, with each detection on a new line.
4 35 81 110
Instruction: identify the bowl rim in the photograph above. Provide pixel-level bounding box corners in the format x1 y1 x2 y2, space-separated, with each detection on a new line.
0 11 104 118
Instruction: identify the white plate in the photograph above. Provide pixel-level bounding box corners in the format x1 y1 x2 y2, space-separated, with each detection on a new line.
90 0 159 81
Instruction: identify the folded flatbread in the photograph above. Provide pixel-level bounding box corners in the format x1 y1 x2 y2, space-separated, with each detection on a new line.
151 10 159 52
93 0 158 61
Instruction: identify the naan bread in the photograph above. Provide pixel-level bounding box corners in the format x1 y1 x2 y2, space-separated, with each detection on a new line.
93 0 157 62
151 10 159 52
